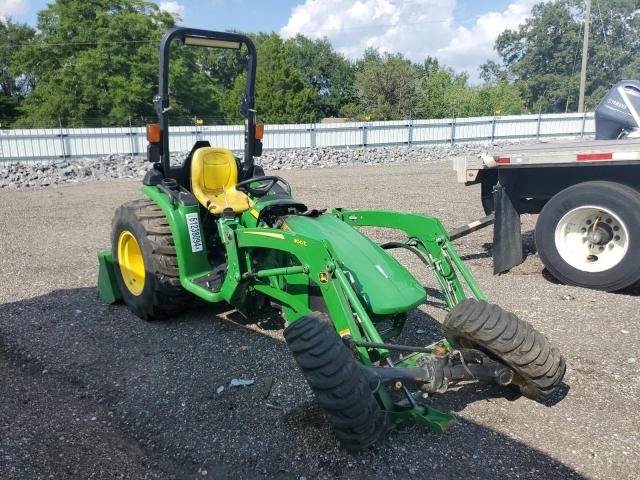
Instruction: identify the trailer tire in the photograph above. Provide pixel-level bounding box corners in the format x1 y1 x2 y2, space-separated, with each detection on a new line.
111 199 192 320
535 181 640 291
443 299 566 401
284 312 386 451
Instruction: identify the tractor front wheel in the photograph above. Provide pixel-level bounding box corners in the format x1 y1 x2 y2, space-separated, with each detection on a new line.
443 299 566 401
284 312 386 450
111 199 192 320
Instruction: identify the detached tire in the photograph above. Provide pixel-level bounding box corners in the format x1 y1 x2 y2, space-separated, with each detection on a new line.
111 199 191 320
443 299 565 401
535 181 640 291
284 312 386 450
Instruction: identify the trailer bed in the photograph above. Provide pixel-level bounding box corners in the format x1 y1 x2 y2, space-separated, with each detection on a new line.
454 138 640 183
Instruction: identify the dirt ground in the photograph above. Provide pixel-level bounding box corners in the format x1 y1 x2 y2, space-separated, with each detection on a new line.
0 160 638 479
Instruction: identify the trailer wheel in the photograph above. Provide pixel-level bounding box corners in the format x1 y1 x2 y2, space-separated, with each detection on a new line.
112 199 192 320
535 181 640 291
443 299 566 401
284 312 386 450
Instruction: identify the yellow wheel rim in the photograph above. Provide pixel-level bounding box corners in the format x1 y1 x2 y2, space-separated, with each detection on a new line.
117 230 146 296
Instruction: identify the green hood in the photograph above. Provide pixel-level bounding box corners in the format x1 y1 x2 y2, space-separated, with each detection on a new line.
285 214 426 315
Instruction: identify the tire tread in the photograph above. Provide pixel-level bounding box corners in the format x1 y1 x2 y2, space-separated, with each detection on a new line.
111 199 192 320
284 313 386 450
443 299 565 401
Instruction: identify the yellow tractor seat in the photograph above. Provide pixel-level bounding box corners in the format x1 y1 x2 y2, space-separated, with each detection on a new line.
190 147 253 215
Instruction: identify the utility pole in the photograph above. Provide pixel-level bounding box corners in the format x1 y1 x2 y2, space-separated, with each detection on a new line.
578 0 592 113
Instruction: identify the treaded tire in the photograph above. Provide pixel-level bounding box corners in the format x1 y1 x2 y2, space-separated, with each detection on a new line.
443 299 566 401
535 181 640 291
111 198 192 320
284 312 386 450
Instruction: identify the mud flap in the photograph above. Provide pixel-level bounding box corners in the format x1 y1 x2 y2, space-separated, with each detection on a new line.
492 183 523 274
97 251 122 304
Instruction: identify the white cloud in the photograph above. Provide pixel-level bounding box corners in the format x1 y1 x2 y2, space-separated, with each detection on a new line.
437 0 540 79
0 0 29 23
280 0 543 82
159 1 185 20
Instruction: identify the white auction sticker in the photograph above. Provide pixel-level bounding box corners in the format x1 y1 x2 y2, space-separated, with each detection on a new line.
185 212 203 253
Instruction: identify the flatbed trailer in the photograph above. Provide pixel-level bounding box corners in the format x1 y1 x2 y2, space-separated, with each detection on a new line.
453 137 640 291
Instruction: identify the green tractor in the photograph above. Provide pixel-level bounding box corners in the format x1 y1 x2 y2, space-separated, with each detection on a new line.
98 27 566 450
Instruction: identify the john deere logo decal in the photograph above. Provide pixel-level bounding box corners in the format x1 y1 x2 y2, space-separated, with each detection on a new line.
318 272 329 284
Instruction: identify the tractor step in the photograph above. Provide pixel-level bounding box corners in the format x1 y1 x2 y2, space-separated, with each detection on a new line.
192 263 227 292
97 251 122 304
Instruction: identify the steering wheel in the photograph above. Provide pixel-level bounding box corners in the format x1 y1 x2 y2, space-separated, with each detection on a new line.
236 175 291 197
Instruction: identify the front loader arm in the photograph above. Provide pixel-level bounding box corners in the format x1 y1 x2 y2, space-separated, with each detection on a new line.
231 226 340 319
228 225 384 359
333 209 486 307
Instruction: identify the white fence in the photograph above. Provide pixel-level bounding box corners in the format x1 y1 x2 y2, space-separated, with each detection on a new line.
0 112 595 162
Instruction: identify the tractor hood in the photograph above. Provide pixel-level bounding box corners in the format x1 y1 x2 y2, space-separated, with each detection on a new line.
285 214 426 315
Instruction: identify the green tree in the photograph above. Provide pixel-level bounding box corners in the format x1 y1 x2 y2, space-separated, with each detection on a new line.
419 57 467 118
0 19 35 126
489 0 640 113
478 60 509 84
419 58 523 118
353 49 423 120
222 34 319 124
12 0 221 127
194 30 271 92
471 83 525 116
284 35 356 117
197 44 246 91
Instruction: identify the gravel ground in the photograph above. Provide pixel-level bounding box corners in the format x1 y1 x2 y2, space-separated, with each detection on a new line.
0 143 515 190
0 159 638 479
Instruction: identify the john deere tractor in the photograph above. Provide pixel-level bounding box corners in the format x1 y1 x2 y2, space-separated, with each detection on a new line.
98 27 566 450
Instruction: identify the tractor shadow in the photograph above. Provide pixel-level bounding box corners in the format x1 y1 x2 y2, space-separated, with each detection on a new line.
423 286 449 310
429 378 570 412
457 242 493 261
224 308 286 331
0 287 579 479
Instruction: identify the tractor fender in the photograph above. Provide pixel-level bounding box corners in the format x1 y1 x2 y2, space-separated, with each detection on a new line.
140 185 213 286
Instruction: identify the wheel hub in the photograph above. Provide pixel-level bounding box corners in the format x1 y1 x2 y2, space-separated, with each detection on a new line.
586 222 613 245
117 230 146 296
554 206 629 273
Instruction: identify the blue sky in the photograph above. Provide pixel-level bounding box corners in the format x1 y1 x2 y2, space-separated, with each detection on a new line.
1 0 540 80
10 1 517 31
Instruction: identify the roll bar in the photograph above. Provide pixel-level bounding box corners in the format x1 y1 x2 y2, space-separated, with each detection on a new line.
153 27 259 179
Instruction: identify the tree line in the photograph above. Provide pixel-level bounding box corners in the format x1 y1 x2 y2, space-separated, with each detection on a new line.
0 0 638 128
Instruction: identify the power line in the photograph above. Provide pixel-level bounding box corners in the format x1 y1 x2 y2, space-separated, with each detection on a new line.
595 0 614 67
566 19 584 112
571 20 584 77
0 39 155 49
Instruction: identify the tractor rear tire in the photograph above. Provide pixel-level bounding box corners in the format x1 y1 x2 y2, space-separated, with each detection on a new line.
443 299 565 401
284 312 386 450
111 198 191 320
